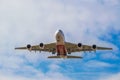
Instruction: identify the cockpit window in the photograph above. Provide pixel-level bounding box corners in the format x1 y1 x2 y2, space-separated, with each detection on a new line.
59 30 64 37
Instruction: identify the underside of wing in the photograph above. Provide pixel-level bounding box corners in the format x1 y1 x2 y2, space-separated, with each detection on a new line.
65 42 112 53
15 42 56 52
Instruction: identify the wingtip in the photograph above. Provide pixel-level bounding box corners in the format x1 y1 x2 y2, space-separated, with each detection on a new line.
110 48 113 50
15 48 18 50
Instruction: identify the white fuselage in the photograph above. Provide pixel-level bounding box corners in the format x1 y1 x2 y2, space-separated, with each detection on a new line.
55 30 65 45
55 30 67 56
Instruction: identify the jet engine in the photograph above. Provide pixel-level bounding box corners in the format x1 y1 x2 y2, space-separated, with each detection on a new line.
27 44 31 50
39 43 44 48
78 43 82 48
92 44 97 49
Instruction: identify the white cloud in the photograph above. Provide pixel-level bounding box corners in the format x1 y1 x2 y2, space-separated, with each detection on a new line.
0 72 71 80
100 52 119 60
84 60 113 68
48 63 61 71
0 0 119 46
0 57 71 80
0 0 119 80
103 0 120 6
99 72 120 80
0 49 70 80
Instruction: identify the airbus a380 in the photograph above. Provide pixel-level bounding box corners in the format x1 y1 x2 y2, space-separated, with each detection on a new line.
15 30 112 58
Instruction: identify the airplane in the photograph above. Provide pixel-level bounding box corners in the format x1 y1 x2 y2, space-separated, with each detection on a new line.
15 29 112 59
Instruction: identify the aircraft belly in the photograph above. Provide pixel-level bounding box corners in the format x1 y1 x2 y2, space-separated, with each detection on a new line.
56 45 67 56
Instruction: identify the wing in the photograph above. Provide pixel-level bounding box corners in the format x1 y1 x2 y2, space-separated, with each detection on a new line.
15 42 56 52
65 42 112 53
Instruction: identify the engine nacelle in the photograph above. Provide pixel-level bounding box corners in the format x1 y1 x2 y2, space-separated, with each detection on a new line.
39 43 44 48
27 44 31 50
92 44 97 49
78 43 82 48
52 48 56 54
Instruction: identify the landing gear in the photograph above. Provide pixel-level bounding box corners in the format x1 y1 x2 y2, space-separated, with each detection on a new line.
64 53 67 56
52 52 55 54
67 49 71 54
57 53 60 56
52 48 56 54
68 52 71 54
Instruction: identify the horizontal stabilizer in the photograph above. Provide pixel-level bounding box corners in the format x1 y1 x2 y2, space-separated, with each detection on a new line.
48 56 83 59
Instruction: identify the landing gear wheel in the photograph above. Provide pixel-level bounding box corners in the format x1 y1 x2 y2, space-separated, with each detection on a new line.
57 53 60 56
64 54 67 56
68 52 71 54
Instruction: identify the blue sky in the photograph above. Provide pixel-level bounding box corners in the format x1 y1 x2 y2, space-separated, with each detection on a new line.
0 0 120 80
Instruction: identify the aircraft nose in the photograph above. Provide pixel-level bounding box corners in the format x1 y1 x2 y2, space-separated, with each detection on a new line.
58 29 62 33
56 29 61 34
55 29 64 36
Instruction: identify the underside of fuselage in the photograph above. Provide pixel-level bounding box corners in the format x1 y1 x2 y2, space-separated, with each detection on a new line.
54 30 82 58
56 45 67 56
55 30 68 57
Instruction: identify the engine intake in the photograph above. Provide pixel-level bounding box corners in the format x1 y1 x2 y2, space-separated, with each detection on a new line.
78 43 82 48
39 43 44 48
27 44 31 49
92 44 97 49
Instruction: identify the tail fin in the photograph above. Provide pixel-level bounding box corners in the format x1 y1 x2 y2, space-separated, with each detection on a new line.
48 56 83 59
